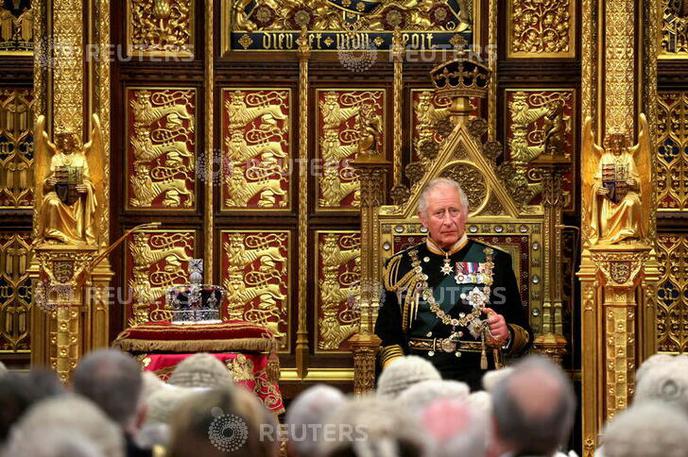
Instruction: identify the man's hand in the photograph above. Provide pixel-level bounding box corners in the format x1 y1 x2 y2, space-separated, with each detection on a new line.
596 187 609 196
483 307 509 346
76 184 87 194
47 176 57 187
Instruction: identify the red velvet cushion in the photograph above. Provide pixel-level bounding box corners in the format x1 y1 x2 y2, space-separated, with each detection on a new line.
112 320 274 353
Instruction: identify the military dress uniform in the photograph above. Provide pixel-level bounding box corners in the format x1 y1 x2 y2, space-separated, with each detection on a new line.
375 235 532 390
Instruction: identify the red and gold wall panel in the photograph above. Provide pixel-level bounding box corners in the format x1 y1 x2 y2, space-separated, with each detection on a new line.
220 230 290 350
125 87 197 210
221 88 292 211
315 231 360 353
316 89 385 211
0 232 31 351
125 229 196 327
657 234 688 353
657 92 688 212
410 89 479 163
505 88 576 210
0 88 34 209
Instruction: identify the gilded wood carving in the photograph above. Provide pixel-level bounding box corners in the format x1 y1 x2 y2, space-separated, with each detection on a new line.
0 232 31 351
656 234 688 353
316 232 361 352
0 88 34 208
0 0 32 54
507 0 575 58
126 88 196 210
127 0 194 57
221 89 291 211
657 92 688 212
317 89 385 210
221 231 290 350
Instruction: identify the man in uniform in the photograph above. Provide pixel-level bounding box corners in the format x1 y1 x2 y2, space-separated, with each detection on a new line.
375 177 532 389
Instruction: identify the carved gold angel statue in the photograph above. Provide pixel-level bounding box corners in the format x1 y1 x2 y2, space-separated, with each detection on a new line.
582 114 652 246
35 115 104 246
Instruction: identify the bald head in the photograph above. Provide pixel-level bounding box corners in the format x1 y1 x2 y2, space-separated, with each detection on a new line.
491 356 576 456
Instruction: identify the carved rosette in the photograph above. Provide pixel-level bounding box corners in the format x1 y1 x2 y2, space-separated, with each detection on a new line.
221 231 290 350
221 89 291 211
656 234 688 352
125 230 195 326
316 232 361 352
127 0 194 56
410 89 480 162
0 232 32 351
126 88 196 210
505 89 576 209
0 88 34 208
508 0 575 58
317 89 385 210
657 92 688 211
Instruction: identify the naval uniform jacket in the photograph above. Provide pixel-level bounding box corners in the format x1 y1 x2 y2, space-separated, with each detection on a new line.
374 236 532 389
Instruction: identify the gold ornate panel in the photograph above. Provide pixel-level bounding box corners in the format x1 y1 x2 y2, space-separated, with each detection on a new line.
505 89 576 210
0 232 31 351
0 1 32 54
657 92 688 212
507 0 575 58
315 231 361 353
316 89 386 211
223 0 478 52
221 88 292 211
661 0 688 58
125 229 196 327
0 88 34 209
657 234 688 353
220 230 291 350
125 88 197 210
409 89 479 163
126 0 194 57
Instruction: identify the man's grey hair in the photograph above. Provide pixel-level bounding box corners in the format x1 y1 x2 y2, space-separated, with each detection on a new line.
601 402 688 457
73 348 143 427
398 379 470 415
4 428 103 457
285 384 347 457
4 394 124 457
421 399 488 457
491 355 576 456
320 395 426 457
634 354 688 415
417 177 469 217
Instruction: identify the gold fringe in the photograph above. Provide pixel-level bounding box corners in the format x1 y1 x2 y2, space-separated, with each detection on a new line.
112 338 272 353
266 340 281 384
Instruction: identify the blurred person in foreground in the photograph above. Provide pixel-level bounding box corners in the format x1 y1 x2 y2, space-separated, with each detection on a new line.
73 349 150 457
421 398 488 457
285 384 346 457
488 356 575 457
600 402 688 457
168 387 278 457
4 394 124 457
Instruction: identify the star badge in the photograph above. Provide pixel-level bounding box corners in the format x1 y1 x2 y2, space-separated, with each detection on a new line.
440 259 453 275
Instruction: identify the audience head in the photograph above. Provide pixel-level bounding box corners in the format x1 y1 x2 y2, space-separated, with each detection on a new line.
285 384 347 457
635 353 675 384
399 379 470 415
635 354 688 415
73 349 143 430
377 355 441 399
490 355 576 457
168 353 234 389
144 383 199 426
466 391 492 416
0 369 66 444
482 367 514 393
421 398 487 457
168 387 278 457
601 402 688 457
320 395 426 457
4 394 124 457
4 428 103 457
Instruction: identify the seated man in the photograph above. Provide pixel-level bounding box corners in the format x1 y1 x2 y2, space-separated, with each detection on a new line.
375 177 531 389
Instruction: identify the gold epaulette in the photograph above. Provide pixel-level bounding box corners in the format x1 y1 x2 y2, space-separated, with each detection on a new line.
476 239 510 256
380 344 404 368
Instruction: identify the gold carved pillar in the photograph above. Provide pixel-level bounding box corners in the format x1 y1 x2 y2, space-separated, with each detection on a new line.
349 150 390 394
30 0 113 378
579 0 660 454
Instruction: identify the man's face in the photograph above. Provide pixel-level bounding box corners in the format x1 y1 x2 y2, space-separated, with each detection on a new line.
418 185 466 249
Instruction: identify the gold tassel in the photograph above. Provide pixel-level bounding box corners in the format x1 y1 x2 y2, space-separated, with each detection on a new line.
480 328 488 370
266 339 281 384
